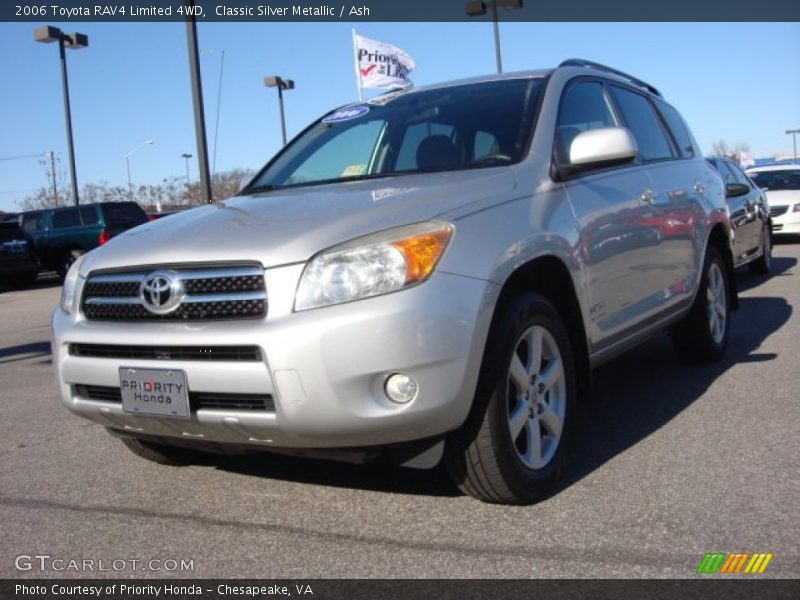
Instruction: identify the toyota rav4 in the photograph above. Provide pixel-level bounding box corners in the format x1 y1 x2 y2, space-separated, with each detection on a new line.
52 59 737 504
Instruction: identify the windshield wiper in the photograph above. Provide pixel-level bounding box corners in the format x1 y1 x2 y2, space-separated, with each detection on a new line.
240 184 281 196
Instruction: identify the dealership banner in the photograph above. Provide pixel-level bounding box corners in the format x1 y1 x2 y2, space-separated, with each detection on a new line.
353 32 415 92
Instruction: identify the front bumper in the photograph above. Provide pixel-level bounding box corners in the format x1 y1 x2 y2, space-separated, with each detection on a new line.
771 206 800 235
52 265 497 449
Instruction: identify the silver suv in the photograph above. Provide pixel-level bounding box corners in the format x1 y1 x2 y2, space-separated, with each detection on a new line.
53 59 737 504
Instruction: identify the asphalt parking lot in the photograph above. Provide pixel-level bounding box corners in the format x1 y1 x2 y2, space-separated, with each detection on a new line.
1 245 798 580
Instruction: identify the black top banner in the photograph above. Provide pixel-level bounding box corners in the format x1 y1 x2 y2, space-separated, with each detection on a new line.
4 0 800 22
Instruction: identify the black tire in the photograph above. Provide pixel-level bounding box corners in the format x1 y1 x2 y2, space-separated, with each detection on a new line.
119 436 203 466
749 226 772 275
445 293 576 504
57 249 85 281
671 246 730 363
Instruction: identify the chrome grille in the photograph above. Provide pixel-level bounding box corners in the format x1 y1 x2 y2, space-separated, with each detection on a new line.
769 205 789 217
82 265 266 321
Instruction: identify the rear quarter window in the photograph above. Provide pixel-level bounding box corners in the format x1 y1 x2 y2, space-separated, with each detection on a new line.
653 98 695 158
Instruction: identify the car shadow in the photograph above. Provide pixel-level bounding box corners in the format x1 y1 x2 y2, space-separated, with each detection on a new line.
0 271 61 294
561 295 791 490
208 295 791 500
0 341 51 365
736 255 796 293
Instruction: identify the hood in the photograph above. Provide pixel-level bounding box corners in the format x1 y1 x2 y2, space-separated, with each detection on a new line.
764 189 800 207
80 169 516 275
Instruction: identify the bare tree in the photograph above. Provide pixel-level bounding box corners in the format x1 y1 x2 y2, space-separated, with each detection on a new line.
711 140 751 162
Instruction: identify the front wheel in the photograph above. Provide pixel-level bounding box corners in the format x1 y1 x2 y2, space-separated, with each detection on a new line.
671 246 730 363
445 293 576 504
749 226 772 275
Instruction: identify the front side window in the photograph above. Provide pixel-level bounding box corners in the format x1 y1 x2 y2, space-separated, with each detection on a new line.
609 85 674 162
555 81 618 164
245 78 544 192
21 213 43 232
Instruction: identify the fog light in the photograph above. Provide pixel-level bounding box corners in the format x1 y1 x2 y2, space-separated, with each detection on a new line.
384 373 418 404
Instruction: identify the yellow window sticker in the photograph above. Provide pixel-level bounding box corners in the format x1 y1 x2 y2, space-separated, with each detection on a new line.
341 164 367 177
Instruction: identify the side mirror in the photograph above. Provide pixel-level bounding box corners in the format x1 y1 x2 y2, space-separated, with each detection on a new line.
556 127 638 180
725 182 750 198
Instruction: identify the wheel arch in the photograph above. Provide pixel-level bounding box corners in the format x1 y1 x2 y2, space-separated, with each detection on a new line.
707 223 739 311
491 255 591 403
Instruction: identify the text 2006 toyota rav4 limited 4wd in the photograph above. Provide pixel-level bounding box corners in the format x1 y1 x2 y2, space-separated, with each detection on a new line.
53 60 738 504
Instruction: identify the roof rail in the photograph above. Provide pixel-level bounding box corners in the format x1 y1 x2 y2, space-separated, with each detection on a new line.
558 58 662 97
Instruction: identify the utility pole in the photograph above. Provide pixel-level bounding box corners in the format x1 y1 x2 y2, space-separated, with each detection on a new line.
49 151 58 206
185 1 213 203
787 129 799 163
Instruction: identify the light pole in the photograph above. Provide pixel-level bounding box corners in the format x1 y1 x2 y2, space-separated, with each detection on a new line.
185 2 213 204
125 140 154 202
787 129 799 163
264 76 295 146
465 0 523 74
181 153 193 185
33 26 88 206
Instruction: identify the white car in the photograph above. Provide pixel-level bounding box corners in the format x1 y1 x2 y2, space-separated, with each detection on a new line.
746 165 800 237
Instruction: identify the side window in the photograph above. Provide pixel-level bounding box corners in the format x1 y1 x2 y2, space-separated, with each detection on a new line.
473 130 500 161
555 81 617 164
52 208 81 229
80 206 99 225
713 161 738 185
21 214 43 232
653 98 695 158
726 162 753 188
609 86 674 161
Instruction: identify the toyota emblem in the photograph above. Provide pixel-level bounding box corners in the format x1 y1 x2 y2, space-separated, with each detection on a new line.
139 270 184 315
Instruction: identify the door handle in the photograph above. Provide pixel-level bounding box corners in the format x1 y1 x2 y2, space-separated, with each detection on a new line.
693 182 705 194
640 188 657 204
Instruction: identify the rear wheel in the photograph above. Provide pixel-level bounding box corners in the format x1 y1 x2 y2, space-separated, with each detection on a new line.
749 226 772 275
119 436 205 466
671 246 730 363
445 293 576 504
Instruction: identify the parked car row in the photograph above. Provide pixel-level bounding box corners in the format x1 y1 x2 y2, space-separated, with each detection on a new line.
1 201 148 287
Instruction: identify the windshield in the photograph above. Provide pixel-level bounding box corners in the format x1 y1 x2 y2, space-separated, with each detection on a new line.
246 78 544 191
748 169 800 191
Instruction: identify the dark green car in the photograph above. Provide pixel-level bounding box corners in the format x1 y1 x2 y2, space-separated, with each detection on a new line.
18 202 148 278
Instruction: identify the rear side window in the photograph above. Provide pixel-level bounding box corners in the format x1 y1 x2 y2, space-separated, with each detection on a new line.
102 203 147 227
21 213 43 232
555 81 618 164
52 208 81 228
80 206 100 225
609 86 674 161
653 98 695 158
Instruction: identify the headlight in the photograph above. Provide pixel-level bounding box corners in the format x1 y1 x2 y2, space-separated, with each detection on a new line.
60 254 86 314
295 221 453 311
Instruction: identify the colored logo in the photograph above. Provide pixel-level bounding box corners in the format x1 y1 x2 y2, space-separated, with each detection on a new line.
322 105 370 123
139 270 184 315
696 552 773 574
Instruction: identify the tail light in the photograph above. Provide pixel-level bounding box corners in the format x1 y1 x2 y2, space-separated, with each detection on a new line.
148 214 157 221
97 229 110 245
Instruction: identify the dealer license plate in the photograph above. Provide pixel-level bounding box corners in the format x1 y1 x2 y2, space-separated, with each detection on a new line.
119 367 190 419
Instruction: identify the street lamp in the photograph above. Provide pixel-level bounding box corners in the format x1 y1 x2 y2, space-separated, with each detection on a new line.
264 76 295 146
34 26 89 206
787 129 799 163
181 153 193 185
125 140 154 202
465 0 523 74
